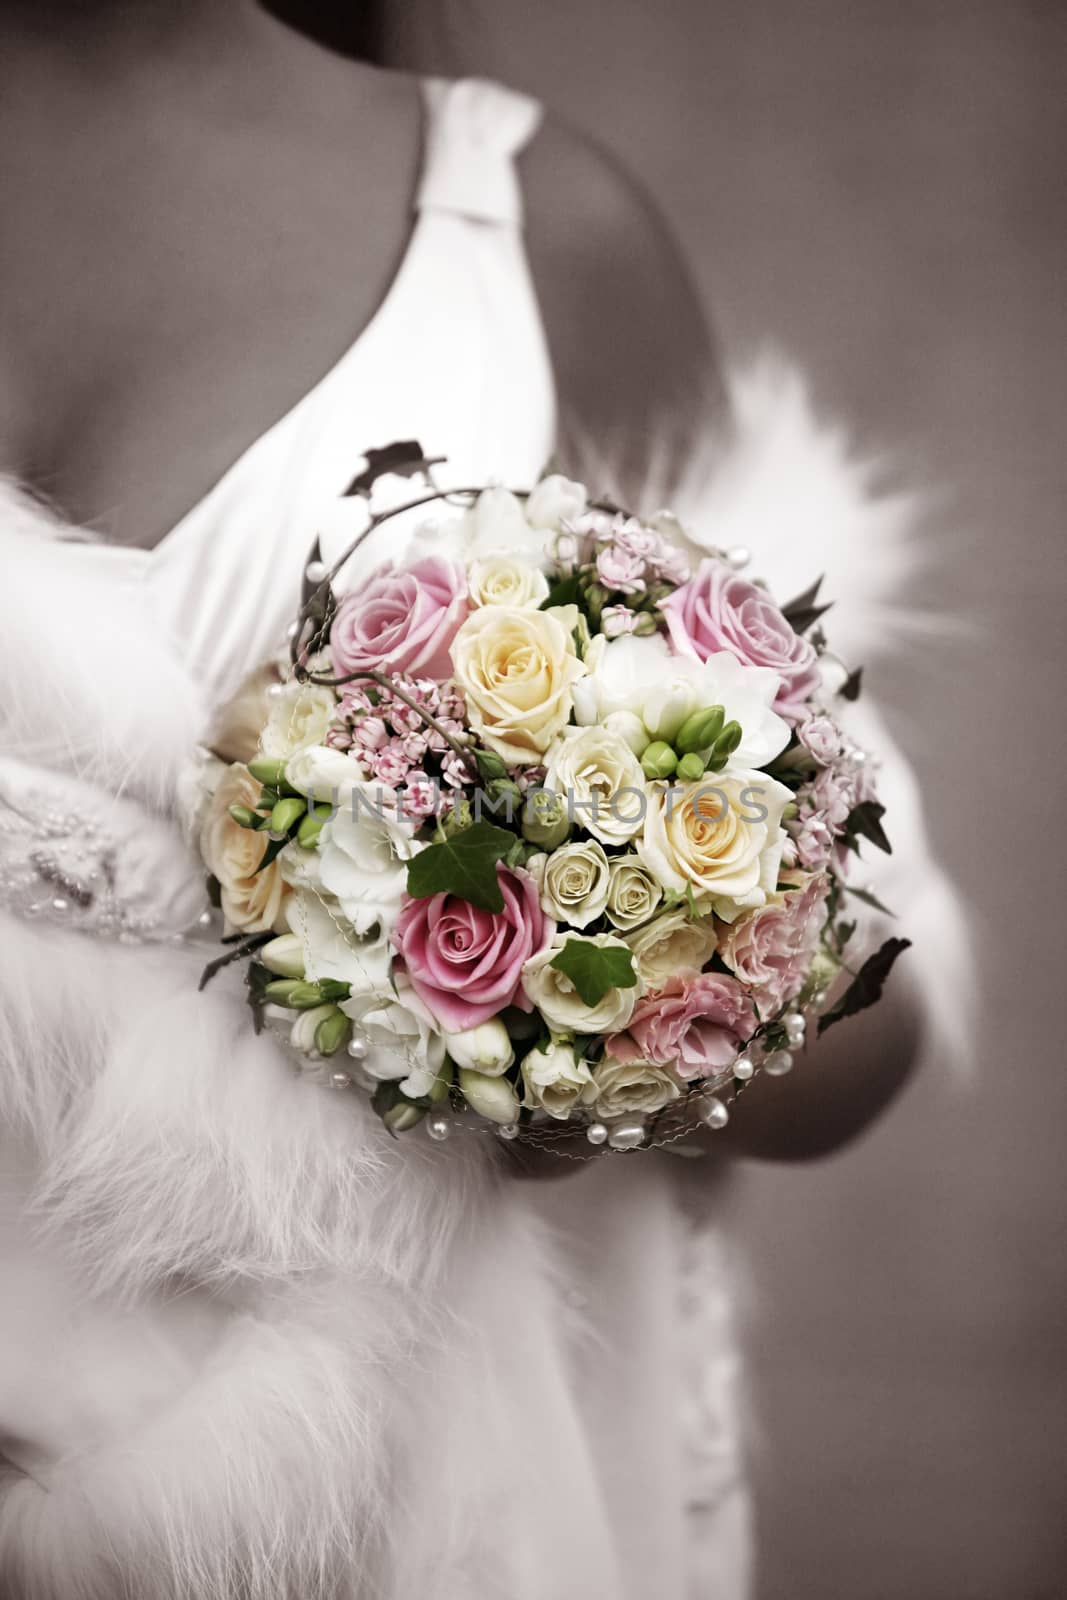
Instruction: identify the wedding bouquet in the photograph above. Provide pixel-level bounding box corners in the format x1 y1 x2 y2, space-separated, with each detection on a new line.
198 445 908 1151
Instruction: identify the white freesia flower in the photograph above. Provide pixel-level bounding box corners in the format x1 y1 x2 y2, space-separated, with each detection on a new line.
524 474 588 530
527 840 610 929
284 744 366 804
458 1068 521 1125
315 785 420 939
259 681 337 760
573 634 789 769
343 978 446 1101
443 1020 515 1077
521 1039 596 1120
468 552 550 610
623 904 719 988
289 1003 338 1056
592 1055 681 1119
605 855 663 932
543 725 648 847
522 933 642 1035
286 889 392 993
638 771 793 918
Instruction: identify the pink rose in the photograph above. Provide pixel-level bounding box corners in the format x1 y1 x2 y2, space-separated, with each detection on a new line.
718 874 829 1014
395 865 554 1032
607 971 756 1082
330 555 469 681
661 559 821 722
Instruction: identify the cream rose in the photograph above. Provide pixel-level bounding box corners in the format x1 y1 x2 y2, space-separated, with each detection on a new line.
450 605 586 765
521 1039 596 1120
591 1054 682 1119
468 553 550 610
527 840 610 929
200 764 289 933
259 681 337 761
623 905 718 988
543 725 648 847
638 771 793 917
605 855 663 932
522 933 642 1035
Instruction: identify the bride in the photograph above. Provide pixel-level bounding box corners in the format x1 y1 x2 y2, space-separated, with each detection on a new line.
0 4 958 1596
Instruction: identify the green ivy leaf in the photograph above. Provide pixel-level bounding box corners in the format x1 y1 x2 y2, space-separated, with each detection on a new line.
817 936 912 1036
846 799 892 855
405 821 514 912
549 939 638 1008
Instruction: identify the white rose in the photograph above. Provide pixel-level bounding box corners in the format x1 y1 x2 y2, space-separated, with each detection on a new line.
259 682 337 761
543 725 648 847
605 855 663 932
199 764 290 934
638 771 793 917
527 840 610 929
468 553 550 610
443 1020 515 1077
286 889 392 994
521 1039 596 1120
592 1054 681 1119
522 933 642 1035
623 905 718 988
343 978 446 1101
451 605 586 766
524 474 588 530
284 744 366 804
573 634 789 769
317 784 421 938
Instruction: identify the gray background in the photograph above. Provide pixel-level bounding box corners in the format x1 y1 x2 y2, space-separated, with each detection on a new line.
383 4 1065 1596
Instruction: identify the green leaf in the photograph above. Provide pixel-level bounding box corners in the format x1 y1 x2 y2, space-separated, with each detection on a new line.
541 571 583 610
549 939 638 1008
847 799 892 855
817 936 912 1036
254 834 289 874
843 883 896 918
405 821 514 912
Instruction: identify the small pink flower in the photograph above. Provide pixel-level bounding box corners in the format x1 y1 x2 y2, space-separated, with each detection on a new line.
799 714 843 766
601 605 639 639
373 747 409 788
396 865 554 1031
354 715 389 752
596 545 647 595
719 875 829 1014
402 773 443 820
661 559 821 722
330 555 469 681
607 971 757 1082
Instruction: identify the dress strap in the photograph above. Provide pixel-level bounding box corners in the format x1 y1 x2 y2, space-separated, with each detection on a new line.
416 78 544 227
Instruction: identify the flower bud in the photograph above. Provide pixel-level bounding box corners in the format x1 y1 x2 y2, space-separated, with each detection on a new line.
269 797 306 838
676 752 706 783
227 804 260 829
289 1002 337 1053
248 757 290 787
474 748 509 782
382 1100 427 1135
314 1006 351 1057
260 934 306 979
602 710 649 756
458 1068 521 1125
296 807 330 849
522 790 571 850
641 741 678 781
428 1061 453 1104
263 978 304 1006
643 684 698 744
285 981 332 1010
676 705 725 755
444 1020 515 1078
631 611 659 637
712 720 743 761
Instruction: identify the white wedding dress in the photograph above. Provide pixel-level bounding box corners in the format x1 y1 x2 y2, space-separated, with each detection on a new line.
0 77 965 1600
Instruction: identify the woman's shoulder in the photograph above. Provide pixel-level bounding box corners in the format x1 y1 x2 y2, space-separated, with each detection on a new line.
520 110 728 495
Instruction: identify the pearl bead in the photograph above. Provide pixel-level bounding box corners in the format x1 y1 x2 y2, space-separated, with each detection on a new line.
196 909 213 928
764 1049 795 1077
585 1122 609 1146
733 1053 756 1081
784 1013 806 1047
346 1035 369 1061
496 1122 520 1141
725 545 751 569
700 1097 730 1131
329 1070 352 1090
427 1115 451 1142
305 559 328 585
608 1120 646 1151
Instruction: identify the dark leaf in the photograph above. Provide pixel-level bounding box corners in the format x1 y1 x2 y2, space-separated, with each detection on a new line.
847 799 892 855
787 600 834 635
541 571 583 610
782 575 823 621
818 937 912 1035
405 821 514 912
840 665 864 702
549 939 638 1008
343 441 435 498
198 934 273 993
254 834 289 874
844 883 896 918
